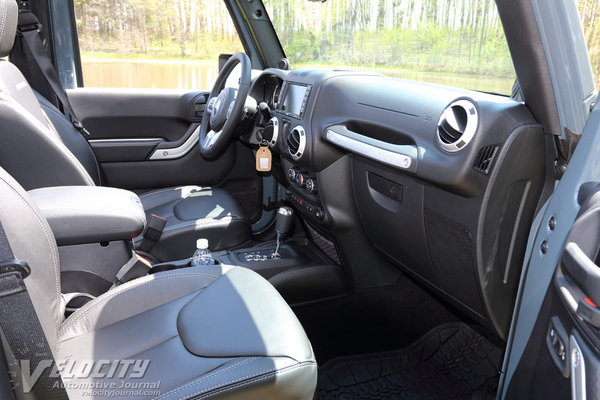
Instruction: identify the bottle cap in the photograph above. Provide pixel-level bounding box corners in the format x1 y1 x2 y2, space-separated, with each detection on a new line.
196 238 209 249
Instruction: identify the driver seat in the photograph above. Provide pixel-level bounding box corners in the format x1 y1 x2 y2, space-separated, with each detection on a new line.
0 10 251 261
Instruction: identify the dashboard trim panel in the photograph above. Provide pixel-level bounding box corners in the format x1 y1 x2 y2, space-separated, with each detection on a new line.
326 125 417 172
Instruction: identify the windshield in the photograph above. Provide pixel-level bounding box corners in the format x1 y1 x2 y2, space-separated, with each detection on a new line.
264 0 516 94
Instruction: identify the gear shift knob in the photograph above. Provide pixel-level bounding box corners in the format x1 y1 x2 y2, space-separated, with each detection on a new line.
273 207 294 258
276 206 294 236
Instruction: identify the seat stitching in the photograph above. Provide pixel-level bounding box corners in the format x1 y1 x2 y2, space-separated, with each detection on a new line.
0 178 62 325
180 362 317 400
58 272 219 334
154 357 261 400
0 1 7 41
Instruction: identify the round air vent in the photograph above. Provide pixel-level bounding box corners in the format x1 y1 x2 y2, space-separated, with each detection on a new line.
437 99 478 152
261 117 279 148
287 125 306 160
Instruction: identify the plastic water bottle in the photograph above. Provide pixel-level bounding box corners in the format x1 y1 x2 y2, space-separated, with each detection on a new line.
191 238 215 266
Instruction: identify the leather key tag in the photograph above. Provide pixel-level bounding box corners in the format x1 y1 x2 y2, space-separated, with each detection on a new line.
256 144 272 172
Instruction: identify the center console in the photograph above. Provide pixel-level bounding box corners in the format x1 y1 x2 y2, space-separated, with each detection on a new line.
29 186 146 296
29 183 349 307
213 238 349 304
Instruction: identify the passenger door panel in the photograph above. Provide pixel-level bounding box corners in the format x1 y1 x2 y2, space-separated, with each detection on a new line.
504 183 600 399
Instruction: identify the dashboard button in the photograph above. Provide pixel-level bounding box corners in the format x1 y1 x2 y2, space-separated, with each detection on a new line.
305 178 317 194
315 208 324 221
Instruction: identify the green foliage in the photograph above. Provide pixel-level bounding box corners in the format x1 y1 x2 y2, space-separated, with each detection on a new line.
75 0 599 91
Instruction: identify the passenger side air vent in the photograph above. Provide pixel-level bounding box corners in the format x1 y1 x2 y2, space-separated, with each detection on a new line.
473 145 498 174
287 125 306 160
437 99 479 152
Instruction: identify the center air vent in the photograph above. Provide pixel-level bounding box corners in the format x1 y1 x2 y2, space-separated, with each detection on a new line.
437 99 479 152
287 125 306 160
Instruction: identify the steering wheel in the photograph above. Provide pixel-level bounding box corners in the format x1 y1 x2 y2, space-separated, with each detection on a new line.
199 52 252 158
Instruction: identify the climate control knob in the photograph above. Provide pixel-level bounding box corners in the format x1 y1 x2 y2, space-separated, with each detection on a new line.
288 167 299 182
295 172 305 188
305 178 317 194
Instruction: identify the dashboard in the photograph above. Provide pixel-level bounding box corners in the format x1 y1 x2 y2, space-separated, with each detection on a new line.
247 68 547 340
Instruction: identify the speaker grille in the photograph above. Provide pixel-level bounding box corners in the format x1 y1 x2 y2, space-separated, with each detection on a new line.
424 209 485 315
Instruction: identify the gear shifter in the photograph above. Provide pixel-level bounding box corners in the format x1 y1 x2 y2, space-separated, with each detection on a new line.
273 206 294 258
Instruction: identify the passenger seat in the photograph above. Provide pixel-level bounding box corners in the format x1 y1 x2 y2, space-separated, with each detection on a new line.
0 164 317 399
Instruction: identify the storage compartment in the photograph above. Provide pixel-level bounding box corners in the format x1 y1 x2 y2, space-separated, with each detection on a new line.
351 124 547 339
352 159 437 285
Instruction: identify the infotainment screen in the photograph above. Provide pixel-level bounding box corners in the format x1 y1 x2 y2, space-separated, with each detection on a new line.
283 84 308 116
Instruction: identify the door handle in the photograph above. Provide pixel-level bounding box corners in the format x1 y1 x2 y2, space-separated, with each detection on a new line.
562 242 600 305
561 242 600 327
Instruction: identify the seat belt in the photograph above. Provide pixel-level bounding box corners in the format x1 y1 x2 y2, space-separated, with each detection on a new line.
13 8 90 137
0 222 68 399
115 253 153 285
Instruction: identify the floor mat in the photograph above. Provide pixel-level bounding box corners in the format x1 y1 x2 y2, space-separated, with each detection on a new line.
318 323 502 400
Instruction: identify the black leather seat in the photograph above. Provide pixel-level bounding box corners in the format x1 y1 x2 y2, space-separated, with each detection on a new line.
135 186 251 261
0 164 317 399
0 16 251 262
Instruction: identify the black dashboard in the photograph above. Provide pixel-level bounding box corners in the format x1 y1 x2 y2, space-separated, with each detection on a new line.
248 68 547 339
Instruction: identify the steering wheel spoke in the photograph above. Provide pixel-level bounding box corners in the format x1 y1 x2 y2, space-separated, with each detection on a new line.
203 130 222 149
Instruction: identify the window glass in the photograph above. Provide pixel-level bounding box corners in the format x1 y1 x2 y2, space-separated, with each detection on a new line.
579 0 600 88
74 0 244 89
264 0 516 94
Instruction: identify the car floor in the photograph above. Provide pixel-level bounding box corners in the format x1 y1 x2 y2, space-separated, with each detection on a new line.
291 274 504 399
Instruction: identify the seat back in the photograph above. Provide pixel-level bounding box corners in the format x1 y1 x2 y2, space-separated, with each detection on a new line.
0 2 95 190
0 165 63 348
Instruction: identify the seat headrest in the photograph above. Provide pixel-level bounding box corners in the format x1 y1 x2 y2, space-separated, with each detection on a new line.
0 0 18 58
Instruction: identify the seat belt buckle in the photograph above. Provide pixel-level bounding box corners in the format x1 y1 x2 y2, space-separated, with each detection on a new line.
0 259 31 279
138 214 167 253
144 214 167 242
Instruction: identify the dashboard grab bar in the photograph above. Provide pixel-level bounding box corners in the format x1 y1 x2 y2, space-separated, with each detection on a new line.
325 125 417 172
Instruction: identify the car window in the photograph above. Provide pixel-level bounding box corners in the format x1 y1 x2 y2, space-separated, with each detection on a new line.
580 0 600 88
265 0 514 95
74 0 244 89
265 0 599 95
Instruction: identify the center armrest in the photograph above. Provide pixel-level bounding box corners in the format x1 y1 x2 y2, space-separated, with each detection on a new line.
28 186 146 246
